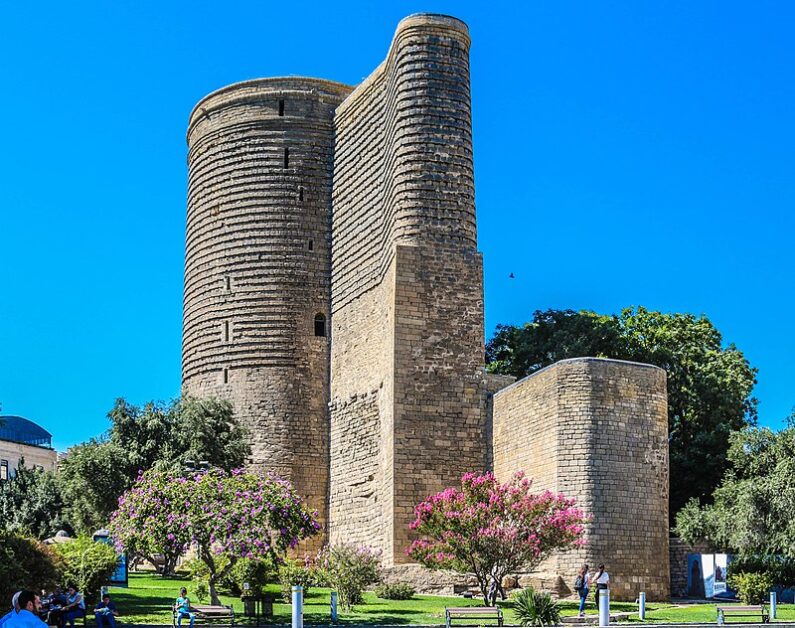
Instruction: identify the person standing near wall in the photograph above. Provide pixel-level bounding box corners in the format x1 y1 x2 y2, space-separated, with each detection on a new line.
593 564 610 610
575 564 590 617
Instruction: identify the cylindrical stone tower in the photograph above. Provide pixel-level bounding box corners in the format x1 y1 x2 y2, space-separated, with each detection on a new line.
182 77 353 540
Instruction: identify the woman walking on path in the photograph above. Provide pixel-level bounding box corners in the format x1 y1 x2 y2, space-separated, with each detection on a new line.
576 564 590 617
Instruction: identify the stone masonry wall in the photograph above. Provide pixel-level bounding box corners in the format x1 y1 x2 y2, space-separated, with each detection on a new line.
329 14 487 566
181 14 675 597
182 78 352 546
493 358 670 601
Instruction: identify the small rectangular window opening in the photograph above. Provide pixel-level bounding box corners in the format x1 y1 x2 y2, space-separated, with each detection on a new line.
224 276 231 291
308 239 314 251
223 368 229 384
298 186 304 202
278 99 285 116
224 321 230 343
283 147 289 169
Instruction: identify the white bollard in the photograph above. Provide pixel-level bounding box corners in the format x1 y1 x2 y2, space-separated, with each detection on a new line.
331 591 338 622
770 591 777 620
292 585 303 628
599 589 610 627
639 592 646 621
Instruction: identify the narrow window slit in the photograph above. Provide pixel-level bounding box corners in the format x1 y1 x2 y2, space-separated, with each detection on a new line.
308 239 314 251
222 368 229 384
224 321 230 342
283 147 289 169
278 99 285 116
314 313 326 337
298 186 304 202
224 276 231 291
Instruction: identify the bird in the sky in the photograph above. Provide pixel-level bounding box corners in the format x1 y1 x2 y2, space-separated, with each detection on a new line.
509 273 515 279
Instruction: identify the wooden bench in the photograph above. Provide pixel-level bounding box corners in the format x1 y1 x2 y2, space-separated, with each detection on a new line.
173 605 235 627
445 607 504 628
717 605 769 624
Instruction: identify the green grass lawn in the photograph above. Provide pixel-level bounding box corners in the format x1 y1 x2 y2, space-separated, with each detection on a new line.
109 573 795 625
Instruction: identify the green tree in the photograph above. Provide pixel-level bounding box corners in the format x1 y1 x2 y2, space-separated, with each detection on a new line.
675 420 795 561
486 307 758 518
52 536 119 604
0 532 62 601
58 441 131 534
107 396 249 475
0 459 70 539
58 395 250 533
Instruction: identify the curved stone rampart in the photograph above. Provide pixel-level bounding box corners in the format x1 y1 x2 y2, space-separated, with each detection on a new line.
493 358 670 601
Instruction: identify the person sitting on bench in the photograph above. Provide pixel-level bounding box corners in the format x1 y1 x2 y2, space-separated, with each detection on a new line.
60 586 85 628
174 589 194 628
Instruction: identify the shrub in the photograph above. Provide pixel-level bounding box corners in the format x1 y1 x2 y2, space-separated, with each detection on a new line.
512 587 561 627
278 558 316 602
317 544 381 611
729 555 795 587
52 536 119 605
728 572 774 605
193 579 209 603
374 582 415 600
0 532 62 602
228 557 277 597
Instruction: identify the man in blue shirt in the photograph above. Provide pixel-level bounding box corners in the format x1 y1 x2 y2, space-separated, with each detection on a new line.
0 592 21 627
4 591 47 628
93 595 119 628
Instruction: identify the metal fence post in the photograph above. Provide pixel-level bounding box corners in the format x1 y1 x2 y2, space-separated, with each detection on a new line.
291 585 303 628
599 588 610 627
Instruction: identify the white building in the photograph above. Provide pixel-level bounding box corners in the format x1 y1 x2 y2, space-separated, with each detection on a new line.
0 415 58 478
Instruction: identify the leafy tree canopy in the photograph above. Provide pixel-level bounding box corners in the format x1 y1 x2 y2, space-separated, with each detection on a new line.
0 460 70 539
56 395 250 534
0 532 62 601
486 307 758 517
674 419 795 564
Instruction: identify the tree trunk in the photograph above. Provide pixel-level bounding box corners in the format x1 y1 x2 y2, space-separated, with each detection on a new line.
480 579 490 606
208 573 221 606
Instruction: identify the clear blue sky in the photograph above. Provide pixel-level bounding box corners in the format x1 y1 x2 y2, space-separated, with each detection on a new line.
1 1 792 452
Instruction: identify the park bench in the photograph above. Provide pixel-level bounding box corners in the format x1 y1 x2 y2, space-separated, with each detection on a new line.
172 605 235 627
445 607 504 628
716 605 769 624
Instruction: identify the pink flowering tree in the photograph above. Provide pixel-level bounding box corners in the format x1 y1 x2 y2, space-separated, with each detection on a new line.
110 467 319 604
407 472 587 605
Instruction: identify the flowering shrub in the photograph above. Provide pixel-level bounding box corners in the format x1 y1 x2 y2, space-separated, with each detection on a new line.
278 557 318 601
110 467 319 604
407 471 586 604
316 544 381 611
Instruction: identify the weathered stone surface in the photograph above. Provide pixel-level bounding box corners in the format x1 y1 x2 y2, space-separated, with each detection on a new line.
493 358 670 601
180 13 672 598
182 77 353 548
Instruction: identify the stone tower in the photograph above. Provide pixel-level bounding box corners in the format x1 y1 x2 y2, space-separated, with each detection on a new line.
182 77 352 538
181 14 671 599
328 14 488 566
